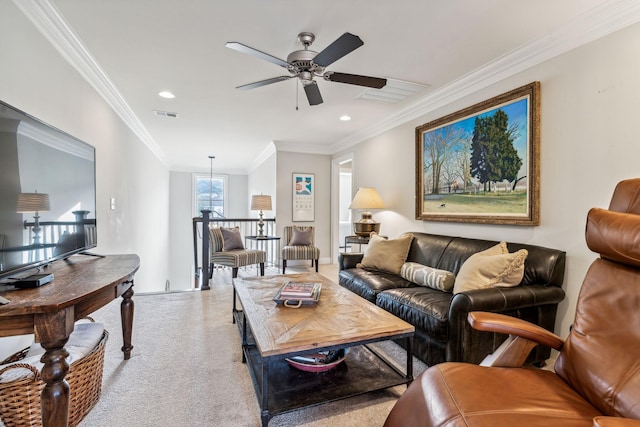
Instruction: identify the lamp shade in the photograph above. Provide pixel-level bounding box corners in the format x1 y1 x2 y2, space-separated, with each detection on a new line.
349 187 385 210
251 195 272 211
17 192 50 213
349 188 385 237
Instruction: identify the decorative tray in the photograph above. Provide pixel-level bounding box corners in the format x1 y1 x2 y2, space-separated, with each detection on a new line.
273 281 321 307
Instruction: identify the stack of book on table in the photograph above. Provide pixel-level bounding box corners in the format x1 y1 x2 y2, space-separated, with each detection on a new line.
274 281 322 306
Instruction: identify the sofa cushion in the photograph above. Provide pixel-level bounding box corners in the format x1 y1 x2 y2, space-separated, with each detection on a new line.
358 232 414 275
221 227 244 250
400 262 455 292
376 287 452 342
453 242 528 294
338 268 413 303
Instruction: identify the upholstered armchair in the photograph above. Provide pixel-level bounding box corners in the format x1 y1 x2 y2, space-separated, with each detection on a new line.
208 226 265 279
281 226 319 274
385 178 640 427
209 226 265 322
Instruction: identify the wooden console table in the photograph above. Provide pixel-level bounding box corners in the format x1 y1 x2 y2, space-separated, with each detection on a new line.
0 254 140 427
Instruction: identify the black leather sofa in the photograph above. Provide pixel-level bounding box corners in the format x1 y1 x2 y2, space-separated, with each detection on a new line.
338 232 566 366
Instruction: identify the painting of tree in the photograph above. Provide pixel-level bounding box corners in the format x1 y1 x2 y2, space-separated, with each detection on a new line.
470 109 523 192
415 82 539 225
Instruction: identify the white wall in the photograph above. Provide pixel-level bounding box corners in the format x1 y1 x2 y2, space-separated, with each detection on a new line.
275 151 332 264
0 1 171 357
248 151 277 220
334 22 640 338
228 174 249 217
169 171 193 291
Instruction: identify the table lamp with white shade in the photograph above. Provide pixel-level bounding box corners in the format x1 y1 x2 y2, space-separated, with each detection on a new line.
251 194 272 238
349 187 385 237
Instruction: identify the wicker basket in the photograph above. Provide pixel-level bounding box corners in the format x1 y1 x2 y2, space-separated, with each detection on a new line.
0 329 108 427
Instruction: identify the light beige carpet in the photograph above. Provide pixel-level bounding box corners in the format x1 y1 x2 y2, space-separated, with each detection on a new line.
78 267 427 427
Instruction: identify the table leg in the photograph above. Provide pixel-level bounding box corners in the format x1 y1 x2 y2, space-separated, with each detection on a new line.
242 313 247 363
261 358 270 427
39 338 70 427
233 286 238 324
120 283 135 359
35 309 74 427
406 336 414 384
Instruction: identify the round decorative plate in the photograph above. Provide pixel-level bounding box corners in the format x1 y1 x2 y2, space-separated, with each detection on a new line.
285 348 349 373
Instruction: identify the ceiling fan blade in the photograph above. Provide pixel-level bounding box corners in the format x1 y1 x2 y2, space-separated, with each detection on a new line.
236 76 292 91
304 82 323 106
225 42 290 68
312 33 363 67
324 72 387 89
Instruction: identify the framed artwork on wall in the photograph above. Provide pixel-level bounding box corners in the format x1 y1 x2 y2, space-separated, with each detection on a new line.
415 81 540 225
293 173 314 221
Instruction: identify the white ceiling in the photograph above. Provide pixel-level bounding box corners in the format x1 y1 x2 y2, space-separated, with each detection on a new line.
16 0 640 173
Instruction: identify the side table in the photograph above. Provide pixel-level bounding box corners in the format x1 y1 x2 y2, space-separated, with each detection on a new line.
344 235 386 252
245 235 281 268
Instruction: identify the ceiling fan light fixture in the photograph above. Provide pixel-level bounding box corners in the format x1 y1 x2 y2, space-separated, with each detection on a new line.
299 71 313 82
340 115 351 121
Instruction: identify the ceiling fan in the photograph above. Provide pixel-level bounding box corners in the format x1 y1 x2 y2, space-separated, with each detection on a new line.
225 32 387 106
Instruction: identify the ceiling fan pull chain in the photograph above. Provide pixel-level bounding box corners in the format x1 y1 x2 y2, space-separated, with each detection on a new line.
296 80 299 111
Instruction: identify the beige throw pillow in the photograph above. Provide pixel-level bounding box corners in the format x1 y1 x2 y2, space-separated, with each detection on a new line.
400 262 455 292
357 232 414 275
453 242 528 294
289 226 312 246
221 227 244 251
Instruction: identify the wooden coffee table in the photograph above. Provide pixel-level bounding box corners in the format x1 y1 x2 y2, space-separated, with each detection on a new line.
233 272 415 426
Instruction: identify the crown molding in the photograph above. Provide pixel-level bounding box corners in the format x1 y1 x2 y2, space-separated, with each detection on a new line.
273 140 333 155
12 0 169 167
171 164 247 175
330 0 640 153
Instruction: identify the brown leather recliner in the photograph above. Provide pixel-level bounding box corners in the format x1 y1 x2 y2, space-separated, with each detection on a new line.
384 178 640 427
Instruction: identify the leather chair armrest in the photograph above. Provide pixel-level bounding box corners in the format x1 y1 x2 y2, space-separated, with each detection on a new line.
338 252 364 270
468 311 564 350
466 311 564 367
593 417 640 427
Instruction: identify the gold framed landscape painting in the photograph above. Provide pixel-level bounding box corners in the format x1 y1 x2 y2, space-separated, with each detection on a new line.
415 82 540 225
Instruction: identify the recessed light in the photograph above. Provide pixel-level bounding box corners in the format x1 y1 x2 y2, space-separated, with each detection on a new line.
339 115 351 121
158 91 175 99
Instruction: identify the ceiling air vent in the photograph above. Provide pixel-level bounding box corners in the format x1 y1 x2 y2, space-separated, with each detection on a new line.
357 78 429 104
153 110 178 118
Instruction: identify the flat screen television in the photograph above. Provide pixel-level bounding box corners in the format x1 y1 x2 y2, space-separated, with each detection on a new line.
0 99 97 282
